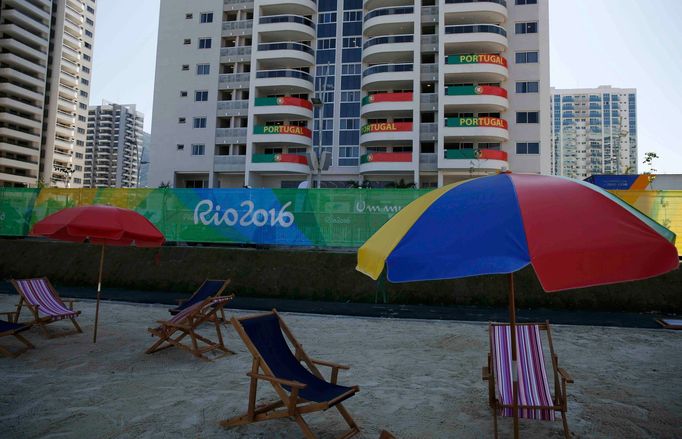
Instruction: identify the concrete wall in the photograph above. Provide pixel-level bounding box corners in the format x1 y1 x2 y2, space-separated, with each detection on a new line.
1 239 680 312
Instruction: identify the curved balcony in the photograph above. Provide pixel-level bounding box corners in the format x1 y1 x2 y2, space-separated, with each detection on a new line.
361 92 413 117
258 15 316 40
443 0 507 25
443 24 508 54
443 85 508 112
362 63 414 90
441 148 508 172
253 96 313 119
359 152 414 174
254 69 314 94
363 6 415 38
251 124 312 147
443 53 508 82
443 117 509 142
259 0 316 16
363 34 414 64
256 42 315 68
360 121 413 145
250 153 310 174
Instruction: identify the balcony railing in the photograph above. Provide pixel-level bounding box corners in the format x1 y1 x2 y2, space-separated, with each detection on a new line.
445 85 508 98
446 54 507 67
445 148 508 161
445 117 508 129
252 153 308 165
362 92 413 106
363 35 413 50
217 100 249 111
360 152 412 164
255 97 313 110
445 0 506 6
259 15 315 28
362 63 413 77
220 46 252 57
444 24 507 37
257 42 314 55
253 125 312 137
364 6 414 21
255 69 313 83
222 20 253 32
361 122 413 134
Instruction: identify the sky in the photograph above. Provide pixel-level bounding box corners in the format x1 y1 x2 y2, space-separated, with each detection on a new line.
90 0 682 173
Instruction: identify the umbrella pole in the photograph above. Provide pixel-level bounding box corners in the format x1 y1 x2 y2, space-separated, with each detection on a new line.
509 272 520 439
93 245 105 343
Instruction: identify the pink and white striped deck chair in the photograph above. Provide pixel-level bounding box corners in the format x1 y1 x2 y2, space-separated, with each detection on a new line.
482 322 573 439
11 278 82 338
146 295 234 361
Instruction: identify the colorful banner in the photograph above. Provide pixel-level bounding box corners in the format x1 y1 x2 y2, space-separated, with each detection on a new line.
362 92 413 106
446 85 508 98
254 97 313 110
253 125 312 137
361 122 413 134
252 154 308 165
446 117 508 129
361 152 412 164
445 149 508 161
446 54 508 67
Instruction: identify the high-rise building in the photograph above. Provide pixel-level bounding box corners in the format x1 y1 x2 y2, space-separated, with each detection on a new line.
551 86 637 179
0 0 96 188
150 0 549 189
84 101 144 188
138 131 151 187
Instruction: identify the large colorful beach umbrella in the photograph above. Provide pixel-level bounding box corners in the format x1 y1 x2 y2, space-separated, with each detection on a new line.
30 205 165 343
356 173 678 437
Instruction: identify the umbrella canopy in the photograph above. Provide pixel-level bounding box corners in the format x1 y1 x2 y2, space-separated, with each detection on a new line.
357 173 678 290
30 205 165 343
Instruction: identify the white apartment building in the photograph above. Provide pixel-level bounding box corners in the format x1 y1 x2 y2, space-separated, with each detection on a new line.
150 0 549 189
551 85 637 179
0 0 96 188
84 101 144 188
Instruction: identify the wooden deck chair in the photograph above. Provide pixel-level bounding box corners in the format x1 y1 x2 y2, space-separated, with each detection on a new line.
482 322 573 439
146 295 234 361
221 310 360 439
0 312 34 358
11 278 82 338
169 279 231 322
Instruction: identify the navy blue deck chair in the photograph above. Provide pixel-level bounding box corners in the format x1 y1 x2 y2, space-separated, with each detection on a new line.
220 310 360 438
0 312 34 358
169 279 231 320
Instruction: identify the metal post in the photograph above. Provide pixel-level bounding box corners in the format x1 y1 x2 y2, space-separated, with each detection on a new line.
509 272 520 439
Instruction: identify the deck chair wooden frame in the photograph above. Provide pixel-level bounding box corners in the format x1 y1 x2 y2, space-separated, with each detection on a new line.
0 311 34 358
169 279 232 322
11 278 82 338
146 295 235 361
482 321 573 439
220 310 360 439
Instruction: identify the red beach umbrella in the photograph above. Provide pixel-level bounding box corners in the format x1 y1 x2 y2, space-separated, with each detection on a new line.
30 205 165 343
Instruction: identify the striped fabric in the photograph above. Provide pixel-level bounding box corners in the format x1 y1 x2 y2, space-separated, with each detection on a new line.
491 324 555 421
15 279 78 321
156 296 231 336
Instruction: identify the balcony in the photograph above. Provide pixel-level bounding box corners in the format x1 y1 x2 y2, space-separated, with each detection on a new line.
443 24 508 54
443 0 507 25
443 117 509 142
249 153 310 174
441 148 508 172
363 6 415 37
256 42 314 68
443 85 508 112
252 124 312 146
254 69 314 94
222 20 253 37
213 155 246 173
218 72 250 90
259 0 316 16
363 34 414 64
253 96 313 118
360 121 413 145
444 53 508 82
217 99 249 117
257 15 315 40
220 46 252 63
362 63 414 90
359 152 414 174
361 92 413 117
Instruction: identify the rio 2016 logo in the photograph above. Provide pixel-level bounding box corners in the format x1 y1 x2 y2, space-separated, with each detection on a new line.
193 200 294 228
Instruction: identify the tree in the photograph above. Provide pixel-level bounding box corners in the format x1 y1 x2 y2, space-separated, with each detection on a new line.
642 152 659 174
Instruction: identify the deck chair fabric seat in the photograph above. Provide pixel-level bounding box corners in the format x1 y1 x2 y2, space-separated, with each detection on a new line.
0 319 29 333
0 312 34 357
169 279 231 316
11 278 82 338
241 313 355 403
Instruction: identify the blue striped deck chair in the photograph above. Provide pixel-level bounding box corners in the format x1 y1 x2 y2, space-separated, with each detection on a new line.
220 310 360 438
169 279 231 321
0 311 34 358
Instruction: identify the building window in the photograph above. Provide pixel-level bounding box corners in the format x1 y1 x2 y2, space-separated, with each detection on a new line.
84 42 92 49
79 103 88 110
80 90 88 97
200 12 213 23
81 78 89 85
515 51 538 64
177 144 184 150
516 142 540 154
515 22 538 34
185 13 193 19
193 117 207 128
180 90 188 97
516 81 539 93
198 38 212 49
86 18 94 26
183 38 191 45
83 54 91 61
82 66 90 73
178 117 186 124
87 5 95 13
77 127 85 134
515 0 537 4
182 64 189 71
75 165 83 171
78 115 87 122
195 90 208 101
73 178 82 184
191 144 205 155
76 140 84 146
76 152 83 159
516 111 539 123
85 29 93 38
197 63 210 75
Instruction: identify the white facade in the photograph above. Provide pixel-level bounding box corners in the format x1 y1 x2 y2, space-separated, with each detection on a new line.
551 85 637 179
150 0 549 189
0 0 97 188
84 101 144 188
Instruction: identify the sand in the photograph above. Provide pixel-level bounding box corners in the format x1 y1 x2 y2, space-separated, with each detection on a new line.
0 294 681 439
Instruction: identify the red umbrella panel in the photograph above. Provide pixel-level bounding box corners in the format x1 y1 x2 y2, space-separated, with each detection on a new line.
30 205 165 342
